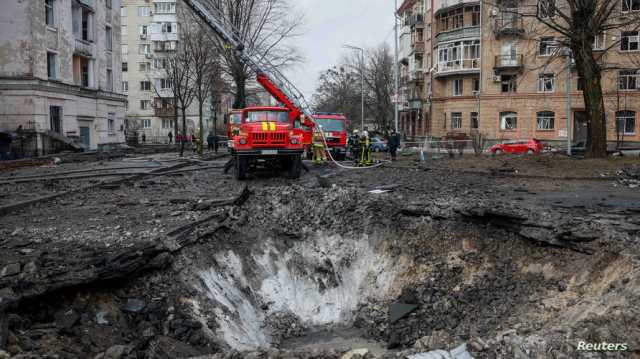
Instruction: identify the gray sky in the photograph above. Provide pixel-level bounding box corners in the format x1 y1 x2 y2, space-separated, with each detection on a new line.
285 0 396 102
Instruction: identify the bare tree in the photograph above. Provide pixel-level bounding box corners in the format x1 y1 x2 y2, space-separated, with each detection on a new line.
312 65 362 128
196 0 305 108
182 17 223 155
493 0 640 157
362 44 394 131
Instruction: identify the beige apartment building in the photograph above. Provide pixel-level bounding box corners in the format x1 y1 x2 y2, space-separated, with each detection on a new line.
121 0 240 143
397 0 640 146
0 0 126 155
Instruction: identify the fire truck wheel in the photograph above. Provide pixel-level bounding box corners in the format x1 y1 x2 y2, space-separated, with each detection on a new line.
234 156 249 180
287 154 302 179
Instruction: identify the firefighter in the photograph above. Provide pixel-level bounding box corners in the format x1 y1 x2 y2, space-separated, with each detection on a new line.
348 129 360 164
312 129 326 164
359 130 373 166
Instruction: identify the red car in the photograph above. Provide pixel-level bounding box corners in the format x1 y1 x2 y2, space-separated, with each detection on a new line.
489 139 544 155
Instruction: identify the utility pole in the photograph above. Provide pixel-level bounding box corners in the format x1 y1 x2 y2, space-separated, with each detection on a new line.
343 44 365 131
394 0 399 133
565 48 572 156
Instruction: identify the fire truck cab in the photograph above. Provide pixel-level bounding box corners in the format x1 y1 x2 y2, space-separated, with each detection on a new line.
226 109 242 140
313 113 349 160
228 106 304 180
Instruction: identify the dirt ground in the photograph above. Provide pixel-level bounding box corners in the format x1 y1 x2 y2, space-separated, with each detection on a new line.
0 151 639 359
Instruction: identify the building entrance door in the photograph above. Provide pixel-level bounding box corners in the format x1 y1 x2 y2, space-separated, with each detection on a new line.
573 111 588 145
79 126 91 148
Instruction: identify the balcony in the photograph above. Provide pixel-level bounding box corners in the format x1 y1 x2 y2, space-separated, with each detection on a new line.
494 13 525 38
494 54 524 72
74 38 94 58
410 14 424 28
409 69 424 83
412 42 425 54
434 26 480 47
434 59 480 77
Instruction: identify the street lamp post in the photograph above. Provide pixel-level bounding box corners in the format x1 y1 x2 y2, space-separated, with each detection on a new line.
343 44 365 131
394 0 399 133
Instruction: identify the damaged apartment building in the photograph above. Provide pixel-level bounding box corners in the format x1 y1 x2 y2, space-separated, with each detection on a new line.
397 0 640 146
0 0 126 158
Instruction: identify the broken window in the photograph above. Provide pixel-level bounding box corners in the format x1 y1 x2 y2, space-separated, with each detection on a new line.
451 112 462 129
593 32 606 50
538 0 555 18
453 79 463 96
106 69 113 91
140 100 151 110
538 73 555 92
621 31 639 51
470 112 479 129
539 37 556 56
122 62 128 72
50 106 62 133
47 52 57 79
140 81 151 91
500 111 517 130
536 111 555 130
106 26 112 51
619 69 640 90
472 78 480 93
622 0 640 12
501 75 517 93
45 0 55 27
616 111 636 134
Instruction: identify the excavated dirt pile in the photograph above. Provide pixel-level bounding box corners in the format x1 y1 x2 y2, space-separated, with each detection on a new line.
1 157 640 358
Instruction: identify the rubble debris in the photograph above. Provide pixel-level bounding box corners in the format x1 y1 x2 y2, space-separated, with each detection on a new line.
122 298 146 313
390 302 419 323
341 348 369 359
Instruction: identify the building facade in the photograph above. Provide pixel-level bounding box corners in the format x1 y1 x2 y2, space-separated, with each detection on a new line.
121 0 235 143
397 0 640 146
0 0 127 155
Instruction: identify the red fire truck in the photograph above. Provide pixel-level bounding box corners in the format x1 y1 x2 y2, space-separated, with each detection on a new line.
313 113 348 160
228 106 305 179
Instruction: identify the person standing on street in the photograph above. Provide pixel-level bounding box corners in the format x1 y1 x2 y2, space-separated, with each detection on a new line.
312 129 326 164
207 132 215 151
388 129 400 161
348 129 360 164
168 131 173 144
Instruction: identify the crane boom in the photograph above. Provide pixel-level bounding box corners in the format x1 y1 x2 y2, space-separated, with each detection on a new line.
183 0 314 124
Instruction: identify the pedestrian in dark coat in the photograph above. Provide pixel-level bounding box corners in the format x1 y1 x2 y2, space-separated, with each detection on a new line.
388 129 400 161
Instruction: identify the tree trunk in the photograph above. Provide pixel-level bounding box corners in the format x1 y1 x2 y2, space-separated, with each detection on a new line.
573 46 608 158
198 100 204 155
173 102 179 150
233 73 246 109
180 107 187 157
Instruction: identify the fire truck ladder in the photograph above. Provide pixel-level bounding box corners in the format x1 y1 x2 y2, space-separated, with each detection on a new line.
183 0 313 122
183 0 386 169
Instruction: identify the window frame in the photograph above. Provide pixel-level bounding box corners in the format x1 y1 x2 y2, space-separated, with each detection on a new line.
470 112 479 129
501 75 517 93
45 0 55 27
537 73 556 92
106 68 113 91
137 6 150 17
140 81 151 91
539 37 556 56
123 81 128 92
47 51 57 79
536 111 555 130
451 112 463 129
142 119 152 129
622 0 640 12
616 111 636 135
140 100 151 111
538 0 556 18
500 111 518 131
618 69 640 90
120 6 127 17
621 31 640 51
105 26 113 51
453 79 463 96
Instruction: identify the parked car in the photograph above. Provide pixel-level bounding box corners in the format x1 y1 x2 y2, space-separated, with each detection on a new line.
370 137 388 152
489 139 544 155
